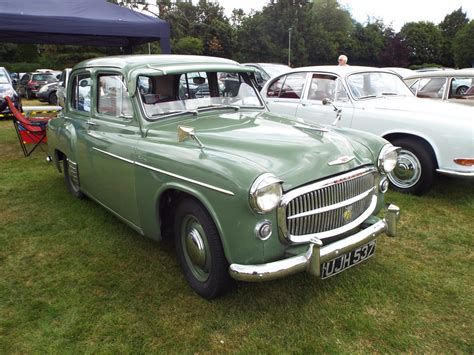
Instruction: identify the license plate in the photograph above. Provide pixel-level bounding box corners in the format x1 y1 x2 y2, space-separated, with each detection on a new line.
321 240 376 279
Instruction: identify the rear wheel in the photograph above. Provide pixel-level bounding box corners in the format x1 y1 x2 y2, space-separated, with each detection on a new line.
174 198 233 299
388 138 435 195
49 91 58 105
456 85 468 95
63 157 84 199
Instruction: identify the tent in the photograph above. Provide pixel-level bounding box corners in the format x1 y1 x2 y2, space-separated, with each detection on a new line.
0 0 170 53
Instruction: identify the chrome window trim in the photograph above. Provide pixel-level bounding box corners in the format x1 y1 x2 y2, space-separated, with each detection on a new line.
278 167 377 244
92 147 235 196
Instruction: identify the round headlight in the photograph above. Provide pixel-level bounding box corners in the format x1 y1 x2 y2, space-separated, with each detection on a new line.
378 144 400 174
249 173 282 214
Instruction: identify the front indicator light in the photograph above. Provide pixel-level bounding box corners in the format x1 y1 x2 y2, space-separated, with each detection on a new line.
255 220 273 240
454 159 474 166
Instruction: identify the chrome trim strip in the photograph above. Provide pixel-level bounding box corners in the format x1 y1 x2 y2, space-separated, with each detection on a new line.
92 147 235 196
134 162 235 196
93 147 134 164
288 187 375 219
436 168 474 177
229 204 399 282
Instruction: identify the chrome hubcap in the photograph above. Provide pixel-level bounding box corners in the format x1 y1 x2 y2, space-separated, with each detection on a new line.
185 228 206 269
388 149 421 188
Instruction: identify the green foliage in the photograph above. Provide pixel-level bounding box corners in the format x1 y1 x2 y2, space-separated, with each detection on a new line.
439 8 469 67
173 36 204 55
453 20 474 68
400 22 443 65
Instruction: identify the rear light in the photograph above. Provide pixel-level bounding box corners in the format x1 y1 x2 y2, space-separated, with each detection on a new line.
454 159 474 166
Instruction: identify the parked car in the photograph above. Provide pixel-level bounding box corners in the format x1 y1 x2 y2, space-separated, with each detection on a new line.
47 55 400 299
403 69 474 106
0 66 22 115
243 63 291 89
384 67 415 78
56 68 71 108
261 65 474 195
16 71 57 99
36 81 59 104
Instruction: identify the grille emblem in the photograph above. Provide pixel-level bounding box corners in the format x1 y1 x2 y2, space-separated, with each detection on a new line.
343 206 353 223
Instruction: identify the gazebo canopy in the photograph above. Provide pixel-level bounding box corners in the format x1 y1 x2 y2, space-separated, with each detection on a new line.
0 0 170 53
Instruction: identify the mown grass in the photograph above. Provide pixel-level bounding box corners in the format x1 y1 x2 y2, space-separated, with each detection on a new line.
0 118 473 353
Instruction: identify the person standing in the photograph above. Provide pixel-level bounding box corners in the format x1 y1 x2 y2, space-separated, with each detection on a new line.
338 54 348 66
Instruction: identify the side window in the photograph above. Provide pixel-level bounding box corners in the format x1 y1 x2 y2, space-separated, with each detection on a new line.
266 76 284 97
71 73 91 113
279 72 306 99
449 77 474 98
97 74 133 117
414 77 445 98
308 74 338 101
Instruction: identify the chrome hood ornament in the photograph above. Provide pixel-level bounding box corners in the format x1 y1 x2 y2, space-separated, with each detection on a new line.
328 155 356 166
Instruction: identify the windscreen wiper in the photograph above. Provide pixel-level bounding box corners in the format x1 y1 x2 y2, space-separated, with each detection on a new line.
196 104 240 111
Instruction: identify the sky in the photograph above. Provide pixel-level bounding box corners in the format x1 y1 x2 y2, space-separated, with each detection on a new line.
216 0 474 32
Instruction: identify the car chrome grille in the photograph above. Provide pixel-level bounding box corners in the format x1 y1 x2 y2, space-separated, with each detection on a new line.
278 167 377 244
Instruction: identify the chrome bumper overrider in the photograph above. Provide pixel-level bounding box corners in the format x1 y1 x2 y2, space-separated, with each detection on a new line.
229 204 400 282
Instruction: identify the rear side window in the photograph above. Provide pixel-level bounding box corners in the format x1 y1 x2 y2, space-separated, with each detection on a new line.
97 74 133 117
71 73 92 113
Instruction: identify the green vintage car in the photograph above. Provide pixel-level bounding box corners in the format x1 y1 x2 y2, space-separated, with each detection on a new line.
47 55 400 299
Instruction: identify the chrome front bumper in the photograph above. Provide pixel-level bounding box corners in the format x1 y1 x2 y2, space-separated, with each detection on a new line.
229 204 400 282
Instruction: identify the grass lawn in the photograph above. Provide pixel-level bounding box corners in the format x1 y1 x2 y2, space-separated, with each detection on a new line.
0 118 473 353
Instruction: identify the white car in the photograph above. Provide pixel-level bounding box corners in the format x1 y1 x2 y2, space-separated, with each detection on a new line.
261 65 474 195
403 69 474 106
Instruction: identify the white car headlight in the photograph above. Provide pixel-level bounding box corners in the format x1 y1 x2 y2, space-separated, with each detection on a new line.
378 144 400 174
249 173 283 214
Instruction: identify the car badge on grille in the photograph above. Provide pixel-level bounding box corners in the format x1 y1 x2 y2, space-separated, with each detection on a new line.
328 155 355 166
343 206 353 223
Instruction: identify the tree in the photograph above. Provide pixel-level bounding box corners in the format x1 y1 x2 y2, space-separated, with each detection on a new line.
439 7 469 67
400 22 443 66
453 20 474 68
173 36 204 55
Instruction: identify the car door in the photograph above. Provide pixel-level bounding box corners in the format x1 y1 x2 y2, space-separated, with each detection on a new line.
264 72 308 117
295 73 355 126
83 72 141 227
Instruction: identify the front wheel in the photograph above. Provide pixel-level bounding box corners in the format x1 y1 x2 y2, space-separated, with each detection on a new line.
63 157 84 199
388 138 435 195
174 198 233 299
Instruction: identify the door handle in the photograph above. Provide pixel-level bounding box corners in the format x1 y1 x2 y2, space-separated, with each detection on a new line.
86 120 98 126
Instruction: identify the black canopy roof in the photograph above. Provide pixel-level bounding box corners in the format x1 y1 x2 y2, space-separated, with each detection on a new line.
0 0 170 53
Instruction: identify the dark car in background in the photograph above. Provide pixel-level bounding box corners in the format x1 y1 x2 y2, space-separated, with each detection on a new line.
16 71 57 99
36 81 59 104
0 67 22 116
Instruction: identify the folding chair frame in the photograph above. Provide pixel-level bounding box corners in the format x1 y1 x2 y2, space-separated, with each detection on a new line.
5 96 52 157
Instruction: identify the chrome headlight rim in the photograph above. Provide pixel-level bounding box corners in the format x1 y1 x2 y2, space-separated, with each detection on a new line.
378 144 400 174
249 173 283 214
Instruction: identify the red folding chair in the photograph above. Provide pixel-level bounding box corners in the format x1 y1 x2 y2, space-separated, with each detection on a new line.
5 96 53 157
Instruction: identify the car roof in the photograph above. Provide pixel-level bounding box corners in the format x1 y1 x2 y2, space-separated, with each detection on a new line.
404 68 474 80
74 55 251 75
283 65 396 76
